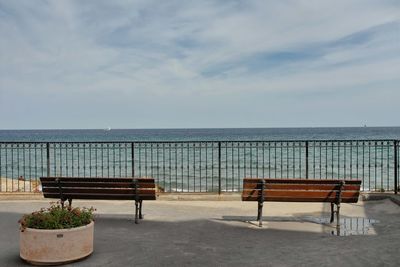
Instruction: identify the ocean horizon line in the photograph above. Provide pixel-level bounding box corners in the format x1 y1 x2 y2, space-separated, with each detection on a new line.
1 126 400 131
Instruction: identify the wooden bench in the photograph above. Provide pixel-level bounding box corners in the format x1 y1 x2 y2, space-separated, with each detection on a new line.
40 177 156 224
242 178 361 228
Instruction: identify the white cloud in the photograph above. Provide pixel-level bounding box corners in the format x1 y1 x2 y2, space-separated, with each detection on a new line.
0 0 399 128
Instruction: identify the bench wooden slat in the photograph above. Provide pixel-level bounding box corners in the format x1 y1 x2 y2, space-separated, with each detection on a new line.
242 189 359 200
243 178 361 184
43 193 156 200
40 177 155 183
42 188 156 195
243 183 361 191
41 181 156 189
41 178 155 182
242 197 359 203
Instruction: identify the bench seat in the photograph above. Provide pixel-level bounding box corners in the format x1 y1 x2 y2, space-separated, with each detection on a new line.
40 177 156 224
242 178 361 229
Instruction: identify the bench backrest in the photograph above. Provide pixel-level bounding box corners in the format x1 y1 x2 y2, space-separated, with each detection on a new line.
242 178 361 203
40 177 156 200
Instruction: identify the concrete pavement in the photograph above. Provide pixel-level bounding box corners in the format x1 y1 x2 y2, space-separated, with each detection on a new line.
0 198 399 267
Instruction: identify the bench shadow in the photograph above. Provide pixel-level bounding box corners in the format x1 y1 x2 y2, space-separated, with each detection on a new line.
218 215 337 230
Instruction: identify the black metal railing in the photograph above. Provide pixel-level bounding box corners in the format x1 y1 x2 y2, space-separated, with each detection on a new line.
0 140 398 194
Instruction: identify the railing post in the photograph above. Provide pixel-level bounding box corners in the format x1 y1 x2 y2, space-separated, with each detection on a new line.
131 142 135 177
305 141 309 179
218 141 221 195
46 142 50 177
394 140 398 194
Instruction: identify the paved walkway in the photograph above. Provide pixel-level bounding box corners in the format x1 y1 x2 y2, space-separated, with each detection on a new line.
0 199 399 267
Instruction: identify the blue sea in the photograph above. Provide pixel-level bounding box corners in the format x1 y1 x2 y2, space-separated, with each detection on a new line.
1 127 399 193
0 127 400 141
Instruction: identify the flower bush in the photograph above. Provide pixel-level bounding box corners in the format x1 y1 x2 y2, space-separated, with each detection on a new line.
19 202 95 231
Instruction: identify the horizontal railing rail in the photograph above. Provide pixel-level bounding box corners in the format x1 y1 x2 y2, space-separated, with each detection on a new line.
0 140 398 194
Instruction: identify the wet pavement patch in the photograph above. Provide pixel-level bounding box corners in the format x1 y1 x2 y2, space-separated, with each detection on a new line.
306 216 379 236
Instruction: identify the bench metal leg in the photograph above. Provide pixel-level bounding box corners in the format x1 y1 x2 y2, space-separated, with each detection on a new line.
336 203 341 233
257 201 263 227
139 200 143 219
329 203 341 235
330 202 334 223
135 201 139 224
60 199 72 209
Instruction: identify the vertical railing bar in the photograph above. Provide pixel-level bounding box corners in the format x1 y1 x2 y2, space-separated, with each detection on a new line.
205 143 208 192
175 143 178 192
362 142 365 190
374 141 378 191
337 141 340 179
211 143 214 192
157 144 160 189
71 144 74 177
318 142 321 179
5 144 8 191
312 141 315 178
237 143 240 189
83 143 86 177
368 142 371 191
199 143 201 192
188 143 191 192
356 141 359 181
279 142 282 178
150 143 154 181
350 142 353 179
218 141 221 195
344 141 346 179
34 145 39 190
232 142 235 191
287 142 289 178
305 141 309 179
394 140 398 194
11 145 14 191
46 142 50 177
386 142 390 191
180 143 183 192
249 142 252 178
379 142 383 190
17 144 21 191
162 143 166 191
262 142 265 178
298 142 301 178
65 143 68 178
192 143 195 192
292 142 295 178
131 142 135 178
225 142 228 190
324 142 327 179
267 142 271 178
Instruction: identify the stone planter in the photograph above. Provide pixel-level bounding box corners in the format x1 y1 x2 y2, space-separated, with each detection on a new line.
20 221 94 265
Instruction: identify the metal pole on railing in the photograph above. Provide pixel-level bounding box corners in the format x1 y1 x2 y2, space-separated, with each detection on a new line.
305 141 309 179
394 140 398 194
131 142 135 177
218 142 221 195
46 142 50 177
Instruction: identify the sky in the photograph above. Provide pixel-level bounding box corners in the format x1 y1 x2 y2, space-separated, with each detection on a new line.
0 0 399 129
